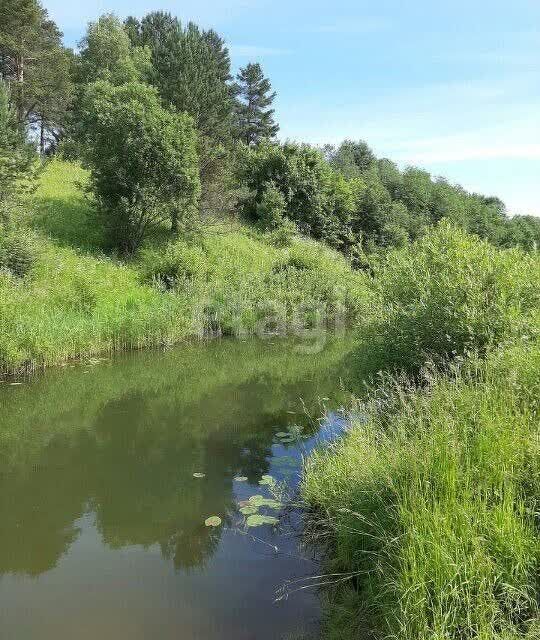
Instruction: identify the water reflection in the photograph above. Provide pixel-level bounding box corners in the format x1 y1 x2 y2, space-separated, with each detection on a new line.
0 336 357 639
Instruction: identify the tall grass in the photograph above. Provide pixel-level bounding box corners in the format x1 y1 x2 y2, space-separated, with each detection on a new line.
303 344 540 640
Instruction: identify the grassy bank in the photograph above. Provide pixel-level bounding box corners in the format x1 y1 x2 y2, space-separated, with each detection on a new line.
0 160 368 375
303 228 540 640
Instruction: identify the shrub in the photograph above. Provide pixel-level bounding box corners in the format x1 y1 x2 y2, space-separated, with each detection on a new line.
361 222 540 374
256 181 286 230
266 219 297 247
140 241 208 291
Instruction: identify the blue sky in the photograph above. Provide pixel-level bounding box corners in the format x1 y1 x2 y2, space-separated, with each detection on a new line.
45 0 539 216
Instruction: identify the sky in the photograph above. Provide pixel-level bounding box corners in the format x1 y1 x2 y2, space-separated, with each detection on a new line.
44 0 540 216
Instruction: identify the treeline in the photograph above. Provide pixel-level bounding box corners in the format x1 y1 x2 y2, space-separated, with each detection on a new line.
1 0 539 258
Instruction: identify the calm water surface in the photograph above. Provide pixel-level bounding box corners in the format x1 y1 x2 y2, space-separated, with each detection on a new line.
0 336 358 640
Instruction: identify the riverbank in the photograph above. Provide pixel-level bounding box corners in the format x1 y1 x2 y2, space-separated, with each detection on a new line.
302 227 540 640
0 161 368 376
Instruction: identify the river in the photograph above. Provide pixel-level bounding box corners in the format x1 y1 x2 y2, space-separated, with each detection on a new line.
0 336 358 640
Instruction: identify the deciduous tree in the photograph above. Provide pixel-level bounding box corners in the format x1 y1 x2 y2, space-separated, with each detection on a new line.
79 81 200 253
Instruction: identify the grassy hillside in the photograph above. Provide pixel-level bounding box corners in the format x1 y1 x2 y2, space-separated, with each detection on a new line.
0 160 368 375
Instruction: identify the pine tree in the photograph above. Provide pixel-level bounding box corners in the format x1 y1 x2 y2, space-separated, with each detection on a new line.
233 63 279 145
125 13 233 144
0 81 36 220
0 0 73 151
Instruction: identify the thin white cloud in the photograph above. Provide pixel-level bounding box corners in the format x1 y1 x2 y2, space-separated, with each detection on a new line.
308 17 390 34
229 44 292 57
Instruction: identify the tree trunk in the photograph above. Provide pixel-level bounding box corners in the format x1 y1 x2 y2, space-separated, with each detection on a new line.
15 55 25 126
40 115 45 156
171 210 179 235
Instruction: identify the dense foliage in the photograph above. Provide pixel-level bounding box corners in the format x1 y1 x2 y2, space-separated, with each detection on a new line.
78 80 200 253
360 222 540 373
0 0 73 152
0 81 36 217
2 0 539 258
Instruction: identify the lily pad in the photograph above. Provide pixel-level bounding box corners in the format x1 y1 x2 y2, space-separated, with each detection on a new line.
233 476 248 482
248 495 282 509
258 475 275 486
239 505 259 516
275 432 289 438
204 516 222 527
246 514 279 527
193 473 206 478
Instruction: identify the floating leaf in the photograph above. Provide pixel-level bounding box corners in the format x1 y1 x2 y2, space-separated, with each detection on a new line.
259 475 275 486
248 495 282 509
234 476 248 482
275 432 289 438
239 505 258 516
264 500 282 510
205 516 222 527
193 472 206 478
246 514 279 527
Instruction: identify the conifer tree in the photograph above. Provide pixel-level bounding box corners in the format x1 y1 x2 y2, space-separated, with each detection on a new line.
233 63 279 145
125 13 233 143
0 81 36 220
0 0 73 151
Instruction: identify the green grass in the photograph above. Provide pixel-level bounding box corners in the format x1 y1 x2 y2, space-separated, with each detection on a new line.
0 159 368 375
303 342 540 640
27 161 105 251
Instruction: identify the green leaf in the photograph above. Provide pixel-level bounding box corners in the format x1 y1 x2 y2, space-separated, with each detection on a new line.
233 476 248 482
193 472 206 478
246 514 279 527
248 495 282 509
258 474 275 486
239 505 259 515
204 516 222 527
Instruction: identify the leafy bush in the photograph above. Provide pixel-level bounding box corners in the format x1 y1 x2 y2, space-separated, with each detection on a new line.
361 222 540 373
140 241 208 290
256 181 286 230
239 141 356 250
266 219 297 247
